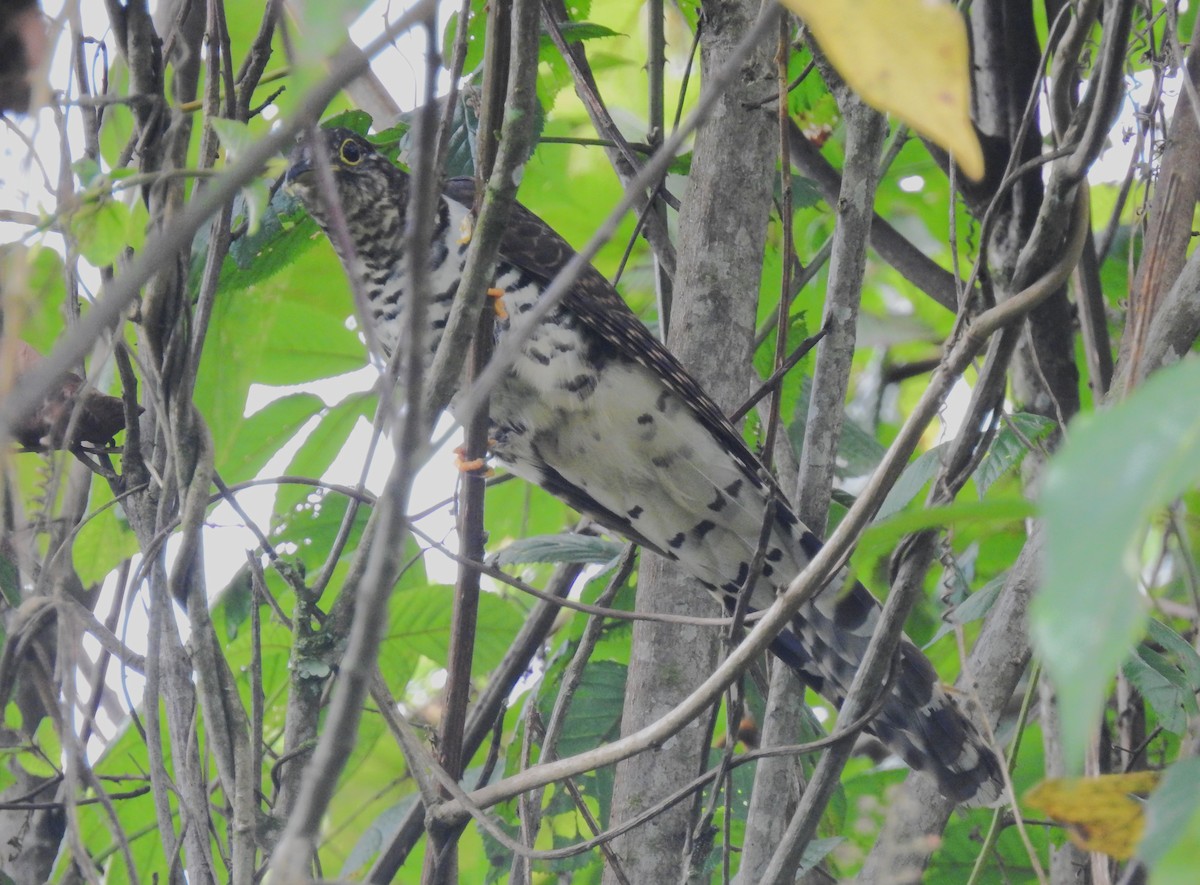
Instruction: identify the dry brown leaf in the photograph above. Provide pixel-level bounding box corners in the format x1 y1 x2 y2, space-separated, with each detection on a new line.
1025 772 1161 860
782 0 984 180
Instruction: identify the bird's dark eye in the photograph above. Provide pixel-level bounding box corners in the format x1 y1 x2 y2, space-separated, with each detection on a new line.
339 138 363 165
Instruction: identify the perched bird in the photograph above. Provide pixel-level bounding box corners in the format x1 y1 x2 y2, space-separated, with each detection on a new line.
286 127 1006 806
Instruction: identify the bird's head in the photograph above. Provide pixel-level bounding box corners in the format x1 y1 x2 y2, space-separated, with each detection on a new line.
285 127 408 238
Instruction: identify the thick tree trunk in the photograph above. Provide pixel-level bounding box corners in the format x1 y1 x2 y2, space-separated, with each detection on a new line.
602 0 778 880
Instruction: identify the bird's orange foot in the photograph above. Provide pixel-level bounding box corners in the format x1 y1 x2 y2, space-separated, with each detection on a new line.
457 214 474 245
454 443 496 477
487 287 509 320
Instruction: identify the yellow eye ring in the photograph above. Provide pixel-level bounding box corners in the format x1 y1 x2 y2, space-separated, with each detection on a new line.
339 138 364 165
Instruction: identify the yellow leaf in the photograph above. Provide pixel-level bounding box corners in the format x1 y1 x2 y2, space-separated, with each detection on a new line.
782 0 984 180
1025 772 1161 860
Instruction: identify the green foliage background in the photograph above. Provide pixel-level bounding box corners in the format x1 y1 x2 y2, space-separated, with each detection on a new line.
2 0 1200 882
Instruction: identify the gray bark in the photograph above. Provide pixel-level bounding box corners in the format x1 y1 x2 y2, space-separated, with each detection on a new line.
740 84 887 881
602 0 778 880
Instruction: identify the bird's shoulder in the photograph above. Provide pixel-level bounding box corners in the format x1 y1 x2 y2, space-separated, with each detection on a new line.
442 176 764 481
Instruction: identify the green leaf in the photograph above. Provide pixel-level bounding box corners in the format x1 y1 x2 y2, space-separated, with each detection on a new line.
442 1 488 79
222 188 319 287
323 108 373 136
0 554 18 609
492 533 625 566
72 476 139 586
876 443 947 520
4 246 66 353
1033 358 1200 774
535 660 625 758
540 22 622 49
790 374 886 479
70 198 131 267
1145 619 1200 690
1139 758 1200 871
276 393 376 517
1122 645 1198 735
341 793 420 877
386 586 525 677
216 392 324 482
754 314 811 430
238 178 272 236
923 573 1005 648
976 412 1055 497
394 90 481 179
857 498 1033 569
210 117 253 156
258 300 366 384
274 493 374 572
71 157 100 186
213 565 255 641
798 836 844 876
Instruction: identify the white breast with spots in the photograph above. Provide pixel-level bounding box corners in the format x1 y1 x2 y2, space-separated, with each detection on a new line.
363 197 476 362
486 331 809 611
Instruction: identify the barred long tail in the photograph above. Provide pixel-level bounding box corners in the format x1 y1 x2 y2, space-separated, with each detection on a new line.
769 581 1005 807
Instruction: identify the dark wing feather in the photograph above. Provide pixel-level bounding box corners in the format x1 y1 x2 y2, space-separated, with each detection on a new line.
442 177 765 484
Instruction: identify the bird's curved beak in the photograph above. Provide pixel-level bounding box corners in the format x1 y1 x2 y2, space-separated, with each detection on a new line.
284 140 315 189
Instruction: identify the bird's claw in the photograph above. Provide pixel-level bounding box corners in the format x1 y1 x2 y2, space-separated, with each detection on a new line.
454 442 496 477
487 287 509 320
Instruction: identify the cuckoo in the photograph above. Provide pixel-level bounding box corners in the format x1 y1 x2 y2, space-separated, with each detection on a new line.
286 127 1006 807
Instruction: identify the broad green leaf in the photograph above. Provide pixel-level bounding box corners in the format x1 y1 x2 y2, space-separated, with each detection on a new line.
924 573 1005 648
215 391 324 481
1122 645 1198 735
876 444 947 520
25 717 62 778
324 108 374 135
276 392 376 517
540 21 622 49
485 474 571 545
0 245 65 353
753 314 811 431
0 553 18 608
210 117 253 157
273 493 375 572
197 241 365 451
386 585 525 678
1140 758 1200 874
222 189 319 289
258 303 365 385
1034 358 1200 773
442 0 488 79
858 498 1033 568
72 475 139 586
492 533 624 566
976 412 1055 497
70 198 131 267
780 0 984 179
72 157 100 186
341 793 420 877
1145 618 1200 690
236 178 272 236
798 836 844 877
213 564 254 641
535 660 625 758
790 374 886 480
